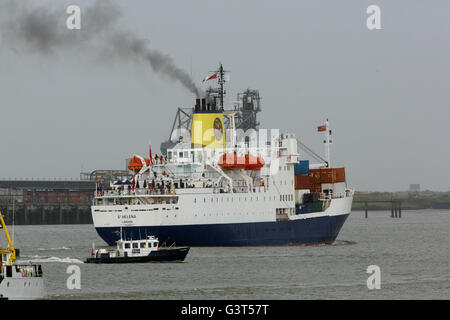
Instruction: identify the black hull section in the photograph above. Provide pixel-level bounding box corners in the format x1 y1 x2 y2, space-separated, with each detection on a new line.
95 214 350 247
85 247 190 264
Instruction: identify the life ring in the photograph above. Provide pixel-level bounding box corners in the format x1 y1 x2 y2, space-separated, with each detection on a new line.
97 191 102 196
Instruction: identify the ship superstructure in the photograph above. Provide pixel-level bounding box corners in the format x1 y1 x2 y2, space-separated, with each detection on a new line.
92 64 354 246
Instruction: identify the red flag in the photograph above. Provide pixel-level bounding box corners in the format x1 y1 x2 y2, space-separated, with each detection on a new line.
149 145 153 165
202 73 217 82
317 125 326 132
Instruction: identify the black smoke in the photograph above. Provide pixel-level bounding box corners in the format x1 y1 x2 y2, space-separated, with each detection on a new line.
0 0 201 96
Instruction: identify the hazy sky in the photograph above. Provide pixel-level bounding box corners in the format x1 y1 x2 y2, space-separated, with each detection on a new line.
0 0 449 192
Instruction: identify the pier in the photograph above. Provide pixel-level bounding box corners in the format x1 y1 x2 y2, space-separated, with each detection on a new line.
353 200 402 218
0 202 92 225
0 179 96 225
0 171 130 225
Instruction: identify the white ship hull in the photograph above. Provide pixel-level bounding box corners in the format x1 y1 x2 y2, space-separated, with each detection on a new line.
92 193 353 246
0 267 45 300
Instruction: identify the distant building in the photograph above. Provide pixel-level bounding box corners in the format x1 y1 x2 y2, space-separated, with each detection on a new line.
409 184 420 197
0 179 95 205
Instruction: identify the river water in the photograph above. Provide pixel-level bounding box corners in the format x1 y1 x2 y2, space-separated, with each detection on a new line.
7 209 449 299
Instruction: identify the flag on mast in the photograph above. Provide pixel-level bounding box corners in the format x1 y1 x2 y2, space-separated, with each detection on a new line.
317 125 326 132
202 73 217 82
149 144 153 165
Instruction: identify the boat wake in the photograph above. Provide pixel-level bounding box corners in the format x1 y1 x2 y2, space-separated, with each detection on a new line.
331 240 357 246
17 256 84 264
36 247 71 251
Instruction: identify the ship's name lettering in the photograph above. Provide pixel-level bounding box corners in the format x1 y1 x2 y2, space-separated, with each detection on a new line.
117 215 136 219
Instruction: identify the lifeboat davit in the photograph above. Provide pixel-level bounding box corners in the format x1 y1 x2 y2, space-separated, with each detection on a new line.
218 153 246 170
244 154 265 170
128 156 150 173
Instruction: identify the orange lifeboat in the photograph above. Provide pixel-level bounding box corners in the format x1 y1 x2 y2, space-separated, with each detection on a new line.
218 153 246 170
128 156 150 173
244 154 265 170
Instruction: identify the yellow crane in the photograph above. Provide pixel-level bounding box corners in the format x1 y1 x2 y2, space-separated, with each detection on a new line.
0 210 16 265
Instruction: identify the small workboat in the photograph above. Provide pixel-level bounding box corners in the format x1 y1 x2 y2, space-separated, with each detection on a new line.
85 236 189 264
0 211 45 300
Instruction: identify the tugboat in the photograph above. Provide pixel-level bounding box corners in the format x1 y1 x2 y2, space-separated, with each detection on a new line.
85 235 189 263
0 211 45 300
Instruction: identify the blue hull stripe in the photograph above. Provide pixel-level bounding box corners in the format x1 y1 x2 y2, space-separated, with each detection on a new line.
95 214 349 246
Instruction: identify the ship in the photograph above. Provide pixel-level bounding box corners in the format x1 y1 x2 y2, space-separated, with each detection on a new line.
0 211 45 300
91 64 354 246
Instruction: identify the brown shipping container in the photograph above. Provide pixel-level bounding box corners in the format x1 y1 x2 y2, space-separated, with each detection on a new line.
334 168 346 182
294 175 310 190
310 184 322 193
309 168 345 183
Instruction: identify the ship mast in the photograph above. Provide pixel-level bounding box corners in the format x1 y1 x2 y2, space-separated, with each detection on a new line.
324 119 332 167
218 63 225 108
209 63 228 109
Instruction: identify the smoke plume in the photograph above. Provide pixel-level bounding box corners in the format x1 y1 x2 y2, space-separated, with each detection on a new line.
0 0 201 96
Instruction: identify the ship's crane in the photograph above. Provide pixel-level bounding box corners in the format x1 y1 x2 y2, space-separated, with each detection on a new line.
0 211 16 265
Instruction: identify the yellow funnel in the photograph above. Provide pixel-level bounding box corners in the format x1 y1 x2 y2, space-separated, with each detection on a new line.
191 111 225 149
